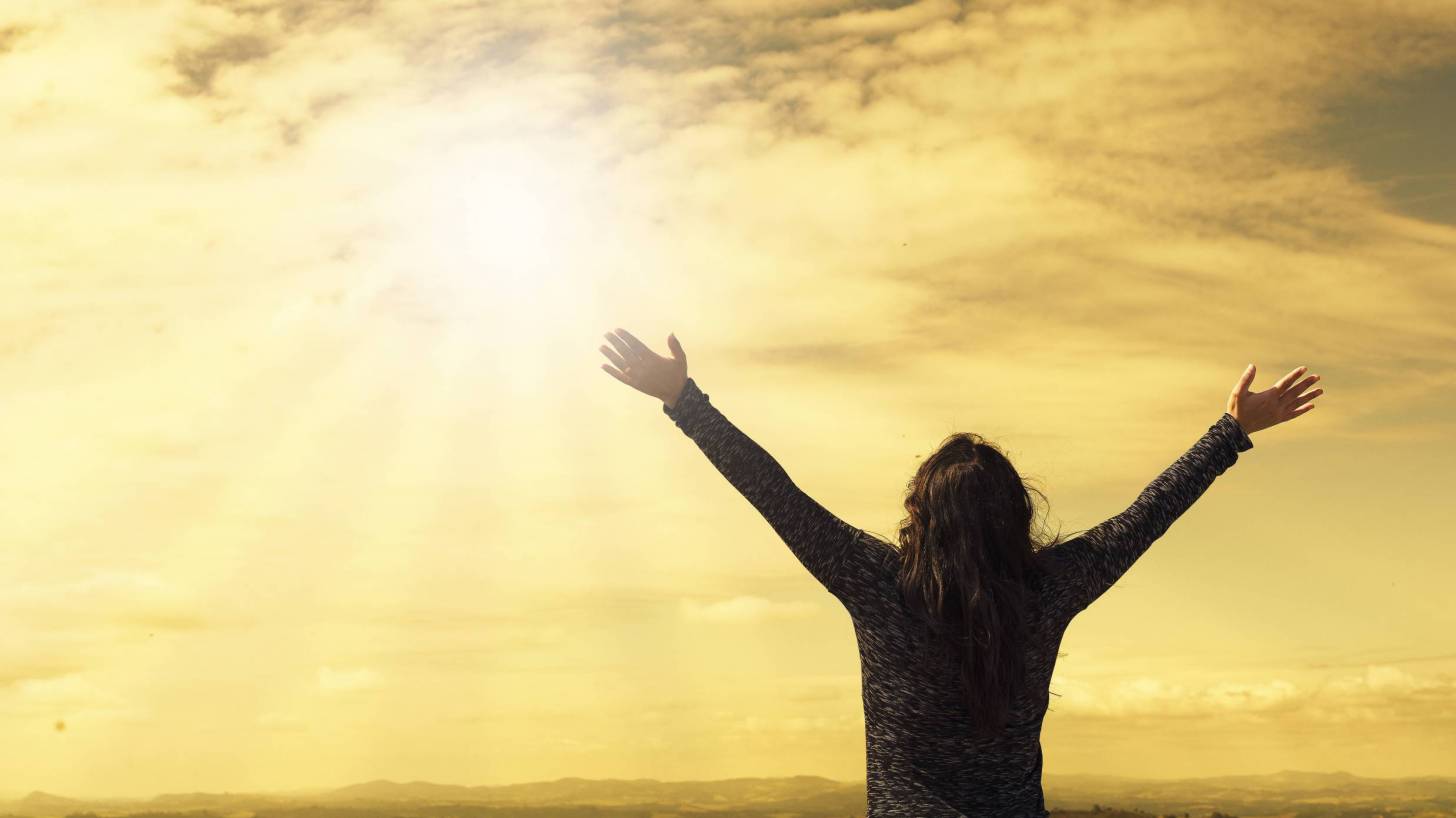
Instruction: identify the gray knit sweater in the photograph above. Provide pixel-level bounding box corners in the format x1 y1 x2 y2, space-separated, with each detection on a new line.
663 377 1254 818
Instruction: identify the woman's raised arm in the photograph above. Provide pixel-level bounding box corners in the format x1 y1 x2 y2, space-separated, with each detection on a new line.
599 329 881 607
1049 363 1323 615
1050 411 1254 614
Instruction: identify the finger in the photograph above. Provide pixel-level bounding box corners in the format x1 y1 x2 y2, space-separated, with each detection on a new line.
667 332 685 361
599 343 629 371
1235 363 1256 393
614 327 656 359
601 362 632 386
604 331 640 364
1290 401 1316 416
1283 373 1320 401
1272 365 1308 393
1288 387 1323 409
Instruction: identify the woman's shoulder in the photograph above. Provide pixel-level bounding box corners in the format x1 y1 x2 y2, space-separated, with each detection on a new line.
858 531 902 569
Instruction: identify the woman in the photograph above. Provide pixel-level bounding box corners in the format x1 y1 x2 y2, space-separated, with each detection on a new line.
598 328 1322 818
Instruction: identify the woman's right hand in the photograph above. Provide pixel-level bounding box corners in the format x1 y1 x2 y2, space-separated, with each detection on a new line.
1227 363 1323 435
599 328 689 409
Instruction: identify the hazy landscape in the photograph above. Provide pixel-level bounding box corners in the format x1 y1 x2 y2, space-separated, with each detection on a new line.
6 770 1455 818
3 2 1454 818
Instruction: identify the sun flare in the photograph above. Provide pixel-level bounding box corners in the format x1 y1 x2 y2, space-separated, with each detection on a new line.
392 135 608 323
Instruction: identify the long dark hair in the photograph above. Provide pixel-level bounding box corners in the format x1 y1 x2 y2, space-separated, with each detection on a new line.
891 431 1074 738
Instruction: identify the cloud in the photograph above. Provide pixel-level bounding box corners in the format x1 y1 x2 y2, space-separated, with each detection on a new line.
722 338 910 372
13 673 110 706
679 595 820 623
0 24 33 54
1 672 147 723
2 572 209 633
1305 664 1456 724
169 32 278 96
196 0 380 30
1052 664 1456 726
0 663 84 688
0 574 211 706
813 0 960 38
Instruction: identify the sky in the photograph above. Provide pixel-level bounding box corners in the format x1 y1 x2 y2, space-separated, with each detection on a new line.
2 0 1455 799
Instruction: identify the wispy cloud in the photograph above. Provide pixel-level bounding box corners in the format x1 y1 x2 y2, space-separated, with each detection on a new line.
1053 664 1456 726
2 572 210 633
3 672 148 723
679 595 820 623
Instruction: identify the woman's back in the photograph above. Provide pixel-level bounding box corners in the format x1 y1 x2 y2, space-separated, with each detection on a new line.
838 538 1077 817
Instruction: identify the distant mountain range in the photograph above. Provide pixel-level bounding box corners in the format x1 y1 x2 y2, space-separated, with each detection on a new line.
4 776 862 815
6 770 1456 818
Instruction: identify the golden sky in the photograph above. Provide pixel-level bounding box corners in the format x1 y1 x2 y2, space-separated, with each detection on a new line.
3 0 1456 799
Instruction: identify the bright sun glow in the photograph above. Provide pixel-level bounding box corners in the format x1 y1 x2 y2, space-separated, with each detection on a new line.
395 135 608 320
434 143 574 277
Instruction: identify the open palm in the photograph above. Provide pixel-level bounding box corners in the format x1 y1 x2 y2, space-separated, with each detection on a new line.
1228 363 1323 435
599 327 689 408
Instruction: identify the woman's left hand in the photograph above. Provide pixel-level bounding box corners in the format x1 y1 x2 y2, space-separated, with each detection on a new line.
600 328 689 408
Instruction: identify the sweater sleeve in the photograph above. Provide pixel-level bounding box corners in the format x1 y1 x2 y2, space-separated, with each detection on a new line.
1051 412 1254 614
662 377 877 607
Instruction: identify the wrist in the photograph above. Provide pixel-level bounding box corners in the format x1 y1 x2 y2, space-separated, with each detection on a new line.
1227 411 1255 438
663 379 687 411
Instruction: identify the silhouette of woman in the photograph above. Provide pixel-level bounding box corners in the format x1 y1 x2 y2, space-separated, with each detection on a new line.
599 327 1322 818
